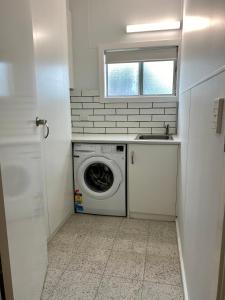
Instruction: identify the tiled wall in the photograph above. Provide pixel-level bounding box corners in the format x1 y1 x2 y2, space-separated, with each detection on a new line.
70 90 177 134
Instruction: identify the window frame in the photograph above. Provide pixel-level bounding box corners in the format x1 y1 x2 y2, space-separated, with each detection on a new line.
98 40 180 102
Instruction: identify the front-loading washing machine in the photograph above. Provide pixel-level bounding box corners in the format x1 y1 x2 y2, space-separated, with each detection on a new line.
73 143 126 216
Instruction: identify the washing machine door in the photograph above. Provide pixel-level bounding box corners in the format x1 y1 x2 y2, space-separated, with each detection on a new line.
77 156 122 199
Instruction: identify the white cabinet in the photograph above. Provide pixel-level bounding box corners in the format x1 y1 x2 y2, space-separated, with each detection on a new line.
128 144 178 220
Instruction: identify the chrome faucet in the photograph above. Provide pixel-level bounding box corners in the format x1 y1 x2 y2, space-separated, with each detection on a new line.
165 124 170 136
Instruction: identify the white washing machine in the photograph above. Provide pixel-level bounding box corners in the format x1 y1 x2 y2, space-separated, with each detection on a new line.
73 143 126 216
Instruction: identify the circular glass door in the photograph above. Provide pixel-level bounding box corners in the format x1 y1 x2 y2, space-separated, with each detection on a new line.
84 162 114 193
77 156 122 200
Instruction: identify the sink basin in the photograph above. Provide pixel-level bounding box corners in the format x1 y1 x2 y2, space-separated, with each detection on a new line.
136 134 173 140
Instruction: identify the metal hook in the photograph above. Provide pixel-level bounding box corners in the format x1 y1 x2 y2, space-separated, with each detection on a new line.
36 117 50 139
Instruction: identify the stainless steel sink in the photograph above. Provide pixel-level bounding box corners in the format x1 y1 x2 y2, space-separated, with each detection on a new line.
136 134 173 140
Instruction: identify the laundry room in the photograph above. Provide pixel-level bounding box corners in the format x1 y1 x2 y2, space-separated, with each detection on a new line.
1 0 225 299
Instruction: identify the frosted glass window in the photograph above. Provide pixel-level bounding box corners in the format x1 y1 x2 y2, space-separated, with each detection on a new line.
107 63 139 97
143 61 175 95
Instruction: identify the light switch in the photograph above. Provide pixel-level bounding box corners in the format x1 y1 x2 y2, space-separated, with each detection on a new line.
212 98 224 134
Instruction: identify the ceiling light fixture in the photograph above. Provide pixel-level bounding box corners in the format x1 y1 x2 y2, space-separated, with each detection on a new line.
126 21 181 33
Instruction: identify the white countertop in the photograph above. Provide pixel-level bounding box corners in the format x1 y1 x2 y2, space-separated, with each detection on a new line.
71 134 180 145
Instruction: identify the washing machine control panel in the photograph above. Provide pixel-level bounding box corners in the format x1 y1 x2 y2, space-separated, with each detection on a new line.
73 143 125 155
116 145 124 152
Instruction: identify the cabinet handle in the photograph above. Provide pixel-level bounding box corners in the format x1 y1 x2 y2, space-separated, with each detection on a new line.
131 151 134 164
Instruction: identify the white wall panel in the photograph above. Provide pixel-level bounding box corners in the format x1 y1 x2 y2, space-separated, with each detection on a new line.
178 72 225 300
180 0 225 92
177 90 191 248
184 76 225 300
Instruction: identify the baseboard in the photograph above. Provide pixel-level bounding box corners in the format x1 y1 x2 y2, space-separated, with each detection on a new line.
176 219 189 300
47 211 74 242
129 212 175 221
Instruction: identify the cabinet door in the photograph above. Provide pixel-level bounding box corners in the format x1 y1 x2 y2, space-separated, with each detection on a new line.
128 144 178 217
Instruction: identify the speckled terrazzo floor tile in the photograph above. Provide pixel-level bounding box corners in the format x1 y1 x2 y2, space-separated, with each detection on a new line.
60 214 98 234
95 276 142 300
48 270 101 300
90 216 124 233
144 255 182 286
67 247 111 274
72 232 89 252
148 221 177 243
142 281 184 300
48 231 77 253
69 213 97 225
119 219 150 235
147 240 179 258
105 250 145 280
79 230 116 251
47 247 73 270
113 232 148 254
41 267 63 300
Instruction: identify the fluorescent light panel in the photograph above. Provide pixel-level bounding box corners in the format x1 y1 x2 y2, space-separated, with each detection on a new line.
126 21 181 33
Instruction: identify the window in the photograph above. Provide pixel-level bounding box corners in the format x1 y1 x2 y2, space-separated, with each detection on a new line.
103 46 178 99
107 63 139 97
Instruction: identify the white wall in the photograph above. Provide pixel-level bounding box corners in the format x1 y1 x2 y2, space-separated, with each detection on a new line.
180 0 225 92
69 0 182 90
178 0 225 298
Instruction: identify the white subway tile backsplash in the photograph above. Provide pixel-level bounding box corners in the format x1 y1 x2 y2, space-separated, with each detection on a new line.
71 96 93 103
84 127 105 133
152 115 177 121
71 115 80 121
128 115 151 121
152 127 176 134
165 121 176 127
168 127 176 134
140 108 164 115
70 95 177 134
71 109 93 116
72 121 93 127
94 121 116 127
93 97 102 102
71 103 82 109
165 108 177 114
94 109 115 115
88 115 105 121
151 127 166 134
140 122 164 128
70 89 82 97
117 122 139 128
116 109 139 115
83 102 104 109
72 127 83 133
105 103 127 108
153 102 177 108
128 128 152 134
106 128 128 133
128 103 153 108
106 115 127 121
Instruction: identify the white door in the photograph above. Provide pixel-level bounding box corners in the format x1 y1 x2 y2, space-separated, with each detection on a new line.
31 0 73 238
0 0 47 299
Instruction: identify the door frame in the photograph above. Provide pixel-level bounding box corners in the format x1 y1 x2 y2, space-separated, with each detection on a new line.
0 167 14 300
217 206 225 300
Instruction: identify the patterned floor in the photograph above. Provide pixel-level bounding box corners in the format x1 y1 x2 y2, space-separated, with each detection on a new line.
41 214 184 299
